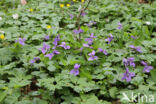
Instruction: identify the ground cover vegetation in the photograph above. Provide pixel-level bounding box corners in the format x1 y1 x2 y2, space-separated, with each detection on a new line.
0 0 156 104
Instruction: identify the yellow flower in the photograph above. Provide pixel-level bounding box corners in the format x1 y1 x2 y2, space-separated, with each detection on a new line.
46 25 51 29
66 4 70 7
73 0 76 2
60 4 64 8
81 0 85 3
0 34 4 40
29 8 33 12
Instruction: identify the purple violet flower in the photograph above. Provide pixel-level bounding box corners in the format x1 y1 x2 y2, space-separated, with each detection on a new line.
86 23 91 27
59 42 70 49
143 66 153 73
105 34 113 44
70 64 80 76
141 61 153 73
103 50 108 55
98 48 103 53
45 53 54 60
122 68 135 82
135 47 142 53
44 35 50 40
15 38 26 46
30 57 40 64
83 44 93 48
45 50 60 60
123 57 135 67
131 36 137 39
53 50 60 55
74 64 80 69
141 61 147 66
73 29 79 34
79 29 84 33
41 43 50 54
91 21 96 25
88 50 98 61
83 33 96 48
53 34 60 49
83 43 90 47
80 47 83 51
69 14 74 19
30 60 35 64
129 45 135 49
81 12 86 16
33 57 40 61
98 48 108 55
122 58 135 82
85 38 93 45
129 45 142 53
85 21 96 27
127 57 135 67
71 1 74 5
117 22 122 30
70 69 79 76
123 58 128 67
90 33 96 38
73 29 84 34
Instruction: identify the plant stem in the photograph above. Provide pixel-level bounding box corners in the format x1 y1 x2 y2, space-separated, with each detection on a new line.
75 0 92 41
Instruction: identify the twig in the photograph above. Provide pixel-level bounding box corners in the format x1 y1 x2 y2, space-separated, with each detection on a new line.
75 0 92 41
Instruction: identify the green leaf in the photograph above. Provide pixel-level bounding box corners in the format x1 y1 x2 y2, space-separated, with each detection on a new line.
151 69 156 81
47 65 56 72
109 87 117 98
0 48 13 65
142 26 150 38
0 91 7 103
67 24 75 28
80 69 92 80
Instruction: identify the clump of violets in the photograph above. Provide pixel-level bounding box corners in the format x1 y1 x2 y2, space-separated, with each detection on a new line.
98 48 108 55
44 35 61 60
73 29 84 34
141 61 153 73
59 42 70 50
40 42 50 54
122 57 136 82
44 35 50 40
70 64 80 76
88 50 98 61
122 68 135 82
15 38 26 46
83 33 96 48
123 57 135 67
129 45 142 53
105 34 113 44
117 22 122 30
30 57 40 64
